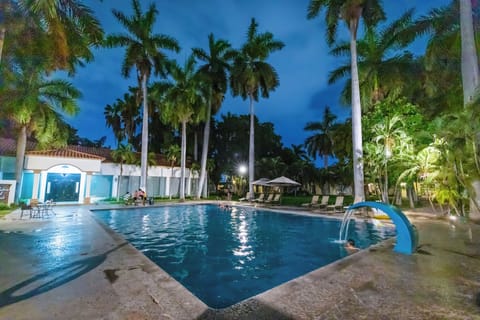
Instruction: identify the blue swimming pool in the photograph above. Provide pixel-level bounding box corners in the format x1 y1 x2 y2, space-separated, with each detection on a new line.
94 204 395 309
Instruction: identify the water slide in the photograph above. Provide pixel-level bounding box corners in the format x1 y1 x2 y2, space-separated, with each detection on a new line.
340 201 418 255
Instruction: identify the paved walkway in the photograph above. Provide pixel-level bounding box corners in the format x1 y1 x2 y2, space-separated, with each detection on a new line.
0 204 479 319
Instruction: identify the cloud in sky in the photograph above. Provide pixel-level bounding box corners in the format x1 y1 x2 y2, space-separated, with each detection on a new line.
69 0 450 149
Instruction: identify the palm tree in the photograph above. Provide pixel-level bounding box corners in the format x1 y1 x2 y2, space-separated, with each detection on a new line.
1 0 103 71
192 33 235 199
166 144 181 199
304 106 337 169
105 0 180 195
364 115 411 203
229 18 284 199
307 0 385 203
1 61 80 201
328 9 420 109
111 143 135 201
163 55 205 200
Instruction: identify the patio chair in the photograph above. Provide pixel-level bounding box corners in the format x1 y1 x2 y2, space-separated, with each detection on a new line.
301 195 319 207
312 195 329 209
253 193 266 202
326 196 344 213
257 193 273 203
265 193 281 204
20 201 32 219
239 192 252 201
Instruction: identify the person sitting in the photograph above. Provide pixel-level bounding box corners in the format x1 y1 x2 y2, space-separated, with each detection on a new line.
344 239 360 254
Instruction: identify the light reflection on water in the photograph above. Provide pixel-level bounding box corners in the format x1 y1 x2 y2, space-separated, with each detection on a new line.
95 205 395 309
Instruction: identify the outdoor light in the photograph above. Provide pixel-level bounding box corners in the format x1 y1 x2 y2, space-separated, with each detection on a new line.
238 165 247 175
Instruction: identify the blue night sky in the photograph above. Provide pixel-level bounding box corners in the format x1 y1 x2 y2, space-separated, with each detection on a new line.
66 0 451 149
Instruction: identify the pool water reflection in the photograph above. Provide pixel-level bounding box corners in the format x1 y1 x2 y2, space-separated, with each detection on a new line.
94 205 395 309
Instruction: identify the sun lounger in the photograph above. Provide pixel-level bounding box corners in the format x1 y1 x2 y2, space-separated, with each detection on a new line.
253 193 266 202
239 192 252 201
301 195 319 207
257 193 272 203
265 193 281 204
312 195 329 209
326 196 344 213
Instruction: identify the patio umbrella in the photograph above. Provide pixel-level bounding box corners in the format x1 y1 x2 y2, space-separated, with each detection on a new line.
266 176 301 196
252 178 271 186
266 176 301 186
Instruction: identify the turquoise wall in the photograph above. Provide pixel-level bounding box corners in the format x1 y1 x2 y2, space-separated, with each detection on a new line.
20 172 34 200
0 156 15 180
91 175 112 198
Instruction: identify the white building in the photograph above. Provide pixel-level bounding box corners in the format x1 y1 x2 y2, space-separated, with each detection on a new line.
0 138 198 205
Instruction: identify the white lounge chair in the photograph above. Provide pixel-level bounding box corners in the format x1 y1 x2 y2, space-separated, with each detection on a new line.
265 193 281 204
312 195 330 209
326 196 344 213
301 195 319 207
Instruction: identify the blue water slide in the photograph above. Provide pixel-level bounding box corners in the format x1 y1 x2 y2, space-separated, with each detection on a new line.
347 201 418 255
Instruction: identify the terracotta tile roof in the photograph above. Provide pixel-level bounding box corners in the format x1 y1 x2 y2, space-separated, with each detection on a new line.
0 137 184 167
27 148 105 160
0 137 36 156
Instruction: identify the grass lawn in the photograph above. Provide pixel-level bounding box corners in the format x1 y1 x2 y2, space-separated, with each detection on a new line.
0 209 13 218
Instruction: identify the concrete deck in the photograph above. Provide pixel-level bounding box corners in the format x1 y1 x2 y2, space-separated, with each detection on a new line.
0 204 479 319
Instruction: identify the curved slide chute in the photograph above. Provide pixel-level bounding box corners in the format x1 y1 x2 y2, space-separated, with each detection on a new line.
342 201 418 255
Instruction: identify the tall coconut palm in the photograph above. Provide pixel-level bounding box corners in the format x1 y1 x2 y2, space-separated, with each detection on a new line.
105 0 180 194
304 106 337 169
329 9 420 109
163 55 205 200
307 0 385 203
192 33 235 199
1 61 80 201
229 18 284 199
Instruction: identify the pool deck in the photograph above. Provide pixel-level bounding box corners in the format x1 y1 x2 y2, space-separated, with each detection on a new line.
0 203 479 320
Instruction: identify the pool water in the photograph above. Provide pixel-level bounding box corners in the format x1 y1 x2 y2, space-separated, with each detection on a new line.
94 204 395 308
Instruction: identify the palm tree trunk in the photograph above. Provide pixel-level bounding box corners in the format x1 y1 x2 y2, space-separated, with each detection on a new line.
116 164 123 201
180 120 187 200
460 0 479 105
197 103 212 199
460 0 480 220
248 94 255 200
15 126 27 202
383 163 389 204
350 19 365 203
0 27 4 65
140 73 149 192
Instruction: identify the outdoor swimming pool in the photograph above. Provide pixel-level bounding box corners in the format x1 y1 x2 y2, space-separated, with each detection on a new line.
94 204 395 309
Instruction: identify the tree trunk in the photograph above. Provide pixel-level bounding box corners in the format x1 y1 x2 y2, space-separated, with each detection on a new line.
116 164 123 202
140 73 149 193
460 0 479 105
460 0 480 221
14 126 27 202
0 27 4 65
349 19 365 203
248 94 255 200
197 104 212 199
193 131 198 162
180 120 187 201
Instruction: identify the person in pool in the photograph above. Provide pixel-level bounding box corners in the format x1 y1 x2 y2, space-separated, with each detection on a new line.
345 239 360 254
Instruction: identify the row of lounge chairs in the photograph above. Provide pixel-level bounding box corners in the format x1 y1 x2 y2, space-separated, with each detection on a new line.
239 193 281 204
301 195 345 213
